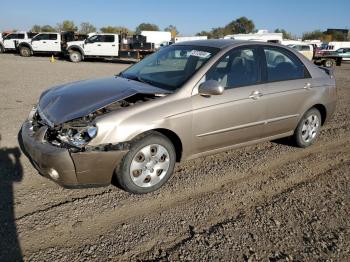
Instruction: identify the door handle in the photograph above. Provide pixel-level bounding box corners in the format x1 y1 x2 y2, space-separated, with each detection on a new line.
304 82 312 89
97 44 101 46
112 44 115 47
54 42 58 43
43 41 46 43
249 90 263 100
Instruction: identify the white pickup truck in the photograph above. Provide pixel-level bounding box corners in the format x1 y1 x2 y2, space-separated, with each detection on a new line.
66 33 119 62
17 32 72 57
0 32 36 53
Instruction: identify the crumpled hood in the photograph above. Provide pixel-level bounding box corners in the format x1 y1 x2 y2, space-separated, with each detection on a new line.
38 76 170 125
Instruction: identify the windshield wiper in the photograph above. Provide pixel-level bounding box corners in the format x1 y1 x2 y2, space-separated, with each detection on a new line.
119 72 155 86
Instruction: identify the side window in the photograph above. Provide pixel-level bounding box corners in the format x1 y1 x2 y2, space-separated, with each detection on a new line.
264 47 306 82
48 34 57 40
206 47 260 89
18 34 25 39
301 46 310 51
34 34 50 41
102 35 115 42
5 34 16 39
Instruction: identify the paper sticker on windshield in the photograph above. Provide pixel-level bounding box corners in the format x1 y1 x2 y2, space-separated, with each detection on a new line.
189 50 211 58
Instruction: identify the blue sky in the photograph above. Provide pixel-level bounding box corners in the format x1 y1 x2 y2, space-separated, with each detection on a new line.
1 0 349 36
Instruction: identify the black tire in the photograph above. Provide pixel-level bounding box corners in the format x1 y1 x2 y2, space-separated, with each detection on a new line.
19 46 31 57
293 108 322 148
115 132 176 194
324 59 334 68
69 51 82 62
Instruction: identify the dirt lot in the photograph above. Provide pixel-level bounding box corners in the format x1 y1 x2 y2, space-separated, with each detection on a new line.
0 54 349 261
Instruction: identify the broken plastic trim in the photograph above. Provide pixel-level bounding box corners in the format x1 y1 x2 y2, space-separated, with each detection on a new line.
70 142 131 153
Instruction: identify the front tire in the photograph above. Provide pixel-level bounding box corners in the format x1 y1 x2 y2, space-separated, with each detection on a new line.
115 132 176 194
69 51 82 62
293 108 321 148
19 46 31 57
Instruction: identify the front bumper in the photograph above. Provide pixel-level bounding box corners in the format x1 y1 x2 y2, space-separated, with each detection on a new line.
21 120 128 188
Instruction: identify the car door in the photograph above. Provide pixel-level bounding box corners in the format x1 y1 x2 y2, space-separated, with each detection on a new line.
84 35 117 56
98 35 118 56
192 46 267 154
31 34 60 52
260 46 315 138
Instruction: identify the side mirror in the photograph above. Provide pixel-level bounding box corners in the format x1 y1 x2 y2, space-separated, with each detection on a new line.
198 80 224 96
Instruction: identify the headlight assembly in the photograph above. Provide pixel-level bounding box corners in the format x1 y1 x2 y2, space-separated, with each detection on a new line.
58 125 98 148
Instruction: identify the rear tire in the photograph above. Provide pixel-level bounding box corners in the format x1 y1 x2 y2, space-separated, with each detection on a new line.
115 132 176 194
293 108 322 148
324 59 334 68
69 51 82 62
19 46 31 57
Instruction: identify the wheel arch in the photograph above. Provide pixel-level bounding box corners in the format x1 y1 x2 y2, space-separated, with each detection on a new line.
131 128 183 162
309 104 327 125
67 45 84 56
18 42 32 51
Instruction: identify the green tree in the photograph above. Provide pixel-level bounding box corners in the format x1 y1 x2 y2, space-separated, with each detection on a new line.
274 28 292 39
302 30 324 40
331 31 347 41
41 25 56 32
135 23 159 34
195 16 255 38
57 20 78 32
79 22 96 34
31 25 41 32
225 16 255 34
164 25 179 38
100 26 133 35
196 30 213 38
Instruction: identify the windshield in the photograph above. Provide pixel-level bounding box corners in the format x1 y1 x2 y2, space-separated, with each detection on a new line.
121 45 219 91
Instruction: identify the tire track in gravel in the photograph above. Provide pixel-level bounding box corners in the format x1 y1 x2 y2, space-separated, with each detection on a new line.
121 145 350 260
135 160 350 262
20 134 350 255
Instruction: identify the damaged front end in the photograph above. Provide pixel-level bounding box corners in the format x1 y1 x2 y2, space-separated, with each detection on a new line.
21 92 164 188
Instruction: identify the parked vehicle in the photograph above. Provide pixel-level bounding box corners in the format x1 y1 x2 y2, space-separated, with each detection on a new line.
325 48 350 61
0 32 37 53
17 32 76 57
174 36 208 43
324 41 350 51
225 30 283 43
20 40 336 194
288 44 314 60
67 33 156 62
67 33 119 62
140 31 171 49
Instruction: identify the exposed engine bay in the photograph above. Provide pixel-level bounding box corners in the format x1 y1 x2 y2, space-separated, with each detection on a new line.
31 93 164 151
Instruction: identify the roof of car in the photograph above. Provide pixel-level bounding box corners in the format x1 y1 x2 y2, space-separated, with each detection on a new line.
174 39 251 49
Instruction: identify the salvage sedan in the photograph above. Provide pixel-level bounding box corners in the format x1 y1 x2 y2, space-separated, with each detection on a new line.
21 40 337 194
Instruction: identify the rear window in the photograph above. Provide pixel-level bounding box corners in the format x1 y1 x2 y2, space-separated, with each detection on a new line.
48 34 57 40
103 35 115 42
264 47 307 82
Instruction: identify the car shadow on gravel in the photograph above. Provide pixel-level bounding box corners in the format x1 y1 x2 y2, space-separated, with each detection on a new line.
0 134 23 261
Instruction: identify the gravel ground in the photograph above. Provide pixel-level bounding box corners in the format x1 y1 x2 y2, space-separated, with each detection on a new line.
0 54 349 261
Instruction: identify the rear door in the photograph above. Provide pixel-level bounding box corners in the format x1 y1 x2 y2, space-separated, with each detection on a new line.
260 46 315 138
31 34 60 52
84 35 118 56
192 46 267 154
